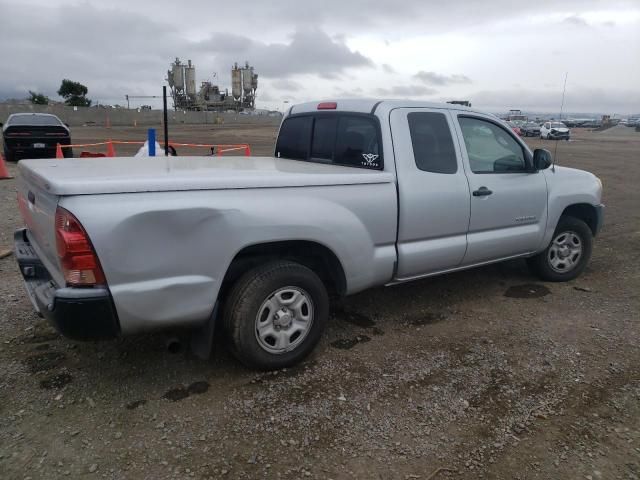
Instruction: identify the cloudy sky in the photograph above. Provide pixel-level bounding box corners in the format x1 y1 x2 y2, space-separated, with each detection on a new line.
1 0 639 114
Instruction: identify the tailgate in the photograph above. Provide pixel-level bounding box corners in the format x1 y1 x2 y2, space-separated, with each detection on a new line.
16 163 64 287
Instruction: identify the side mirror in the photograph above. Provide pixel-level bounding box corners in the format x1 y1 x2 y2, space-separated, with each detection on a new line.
0 122 3 127
533 148 552 170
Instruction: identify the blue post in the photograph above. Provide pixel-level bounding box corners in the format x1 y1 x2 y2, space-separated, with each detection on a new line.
148 128 156 157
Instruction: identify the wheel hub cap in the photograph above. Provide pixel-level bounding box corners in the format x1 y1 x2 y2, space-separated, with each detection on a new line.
548 231 583 273
255 287 314 354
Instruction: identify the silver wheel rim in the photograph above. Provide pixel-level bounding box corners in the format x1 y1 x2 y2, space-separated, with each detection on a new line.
255 287 314 354
548 231 583 273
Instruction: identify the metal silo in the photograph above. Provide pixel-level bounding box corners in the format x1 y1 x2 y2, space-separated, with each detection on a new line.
242 62 254 95
172 58 185 91
231 63 242 100
185 59 196 96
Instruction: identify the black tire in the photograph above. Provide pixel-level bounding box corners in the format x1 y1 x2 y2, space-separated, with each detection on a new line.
527 216 593 282
222 261 329 370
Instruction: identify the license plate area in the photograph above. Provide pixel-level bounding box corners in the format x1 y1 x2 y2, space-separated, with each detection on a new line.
33 143 45 148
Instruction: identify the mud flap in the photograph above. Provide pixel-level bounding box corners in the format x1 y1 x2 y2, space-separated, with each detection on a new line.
190 302 218 360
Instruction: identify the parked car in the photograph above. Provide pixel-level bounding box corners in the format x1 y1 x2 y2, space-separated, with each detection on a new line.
506 121 522 136
540 121 571 140
581 120 602 129
521 122 541 137
14 99 604 370
1 113 72 162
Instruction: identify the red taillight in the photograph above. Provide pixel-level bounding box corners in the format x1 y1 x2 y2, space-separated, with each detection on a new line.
317 102 337 110
55 207 105 287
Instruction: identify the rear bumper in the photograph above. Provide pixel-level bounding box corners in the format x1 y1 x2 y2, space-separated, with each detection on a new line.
548 132 570 139
14 228 120 340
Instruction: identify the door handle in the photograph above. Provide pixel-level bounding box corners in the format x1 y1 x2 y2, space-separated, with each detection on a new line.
472 187 493 197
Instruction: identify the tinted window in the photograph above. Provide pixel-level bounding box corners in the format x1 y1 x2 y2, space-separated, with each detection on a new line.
459 117 526 173
276 114 382 170
408 112 457 174
8 114 63 127
311 116 337 160
275 116 312 160
335 116 381 169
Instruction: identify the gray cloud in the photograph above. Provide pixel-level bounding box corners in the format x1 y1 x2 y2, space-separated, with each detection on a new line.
381 64 396 74
270 79 304 91
0 3 373 104
0 0 636 113
472 87 640 114
563 15 589 27
34 0 634 35
197 29 373 79
375 85 438 97
413 71 471 86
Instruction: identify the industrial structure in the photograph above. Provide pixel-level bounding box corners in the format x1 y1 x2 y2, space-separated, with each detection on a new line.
166 58 258 112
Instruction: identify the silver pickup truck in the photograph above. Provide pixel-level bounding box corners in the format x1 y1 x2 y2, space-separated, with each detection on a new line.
14 100 603 370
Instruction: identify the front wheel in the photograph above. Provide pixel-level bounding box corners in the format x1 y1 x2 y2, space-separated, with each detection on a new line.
223 261 329 370
527 216 593 282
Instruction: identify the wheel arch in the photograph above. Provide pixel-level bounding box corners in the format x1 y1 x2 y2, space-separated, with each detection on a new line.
220 240 348 299
561 203 599 235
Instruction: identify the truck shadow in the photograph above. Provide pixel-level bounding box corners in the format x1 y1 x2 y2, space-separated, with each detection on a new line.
20 258 546 402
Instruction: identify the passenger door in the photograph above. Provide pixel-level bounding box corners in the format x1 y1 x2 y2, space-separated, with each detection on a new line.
391 108 471 280
452 114 548 266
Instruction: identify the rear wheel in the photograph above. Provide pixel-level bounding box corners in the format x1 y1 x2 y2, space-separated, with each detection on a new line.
223 261 329 370
527 216 593 282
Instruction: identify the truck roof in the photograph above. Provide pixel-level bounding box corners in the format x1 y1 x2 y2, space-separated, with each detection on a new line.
289 99 475 116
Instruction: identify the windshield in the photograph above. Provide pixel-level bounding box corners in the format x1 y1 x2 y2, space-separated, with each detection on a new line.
551 122 567 128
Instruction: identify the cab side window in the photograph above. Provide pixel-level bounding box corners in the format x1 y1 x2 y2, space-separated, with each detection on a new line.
334 116 381 168
459 117 527 173
408 112 458 174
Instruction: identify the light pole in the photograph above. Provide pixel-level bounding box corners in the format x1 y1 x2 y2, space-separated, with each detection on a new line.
282 100 289 114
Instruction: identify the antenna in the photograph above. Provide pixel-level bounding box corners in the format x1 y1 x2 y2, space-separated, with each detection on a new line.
552 72 568 172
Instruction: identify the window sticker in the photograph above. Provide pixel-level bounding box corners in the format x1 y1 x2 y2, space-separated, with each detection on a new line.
361 153 380 168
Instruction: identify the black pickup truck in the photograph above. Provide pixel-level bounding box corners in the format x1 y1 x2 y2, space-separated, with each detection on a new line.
1 113 72 161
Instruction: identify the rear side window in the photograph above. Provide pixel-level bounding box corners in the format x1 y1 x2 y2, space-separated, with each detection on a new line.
408 112 457 174
276 114 382 169
335 116 381 168
275 116 312 160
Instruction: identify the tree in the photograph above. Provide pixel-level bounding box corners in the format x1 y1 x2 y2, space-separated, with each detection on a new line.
28 90 49 105
57 79 92 107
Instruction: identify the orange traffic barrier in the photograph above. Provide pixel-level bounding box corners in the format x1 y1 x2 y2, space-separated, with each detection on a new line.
106 140 116 157
0 153 13 180
53 140 251 158
80 152 107 158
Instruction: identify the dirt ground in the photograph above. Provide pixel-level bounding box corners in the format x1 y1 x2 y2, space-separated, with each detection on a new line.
0 123 639 480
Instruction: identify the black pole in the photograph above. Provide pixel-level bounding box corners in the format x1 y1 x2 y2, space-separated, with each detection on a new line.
163 86 169 156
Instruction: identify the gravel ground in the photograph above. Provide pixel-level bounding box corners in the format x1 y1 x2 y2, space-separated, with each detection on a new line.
0 124 639 480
